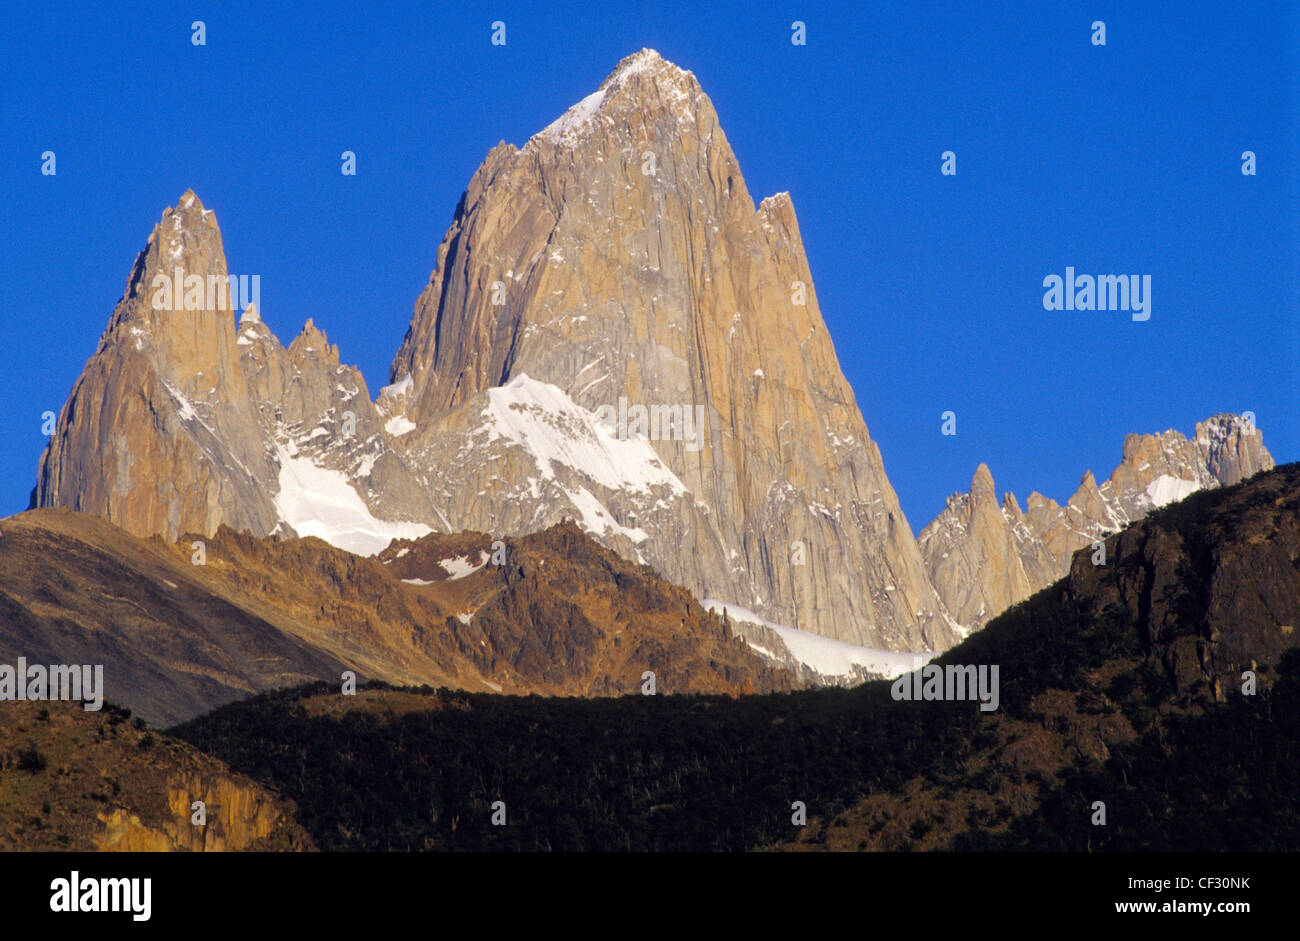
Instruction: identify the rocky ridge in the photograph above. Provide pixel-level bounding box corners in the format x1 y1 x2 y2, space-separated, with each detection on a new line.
0 509 790 725
919 415 1274 629
32 50 960 652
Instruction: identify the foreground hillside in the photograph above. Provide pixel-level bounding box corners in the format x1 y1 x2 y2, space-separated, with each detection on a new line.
171 465 1300 851
0 512 790 726
0 700 312 851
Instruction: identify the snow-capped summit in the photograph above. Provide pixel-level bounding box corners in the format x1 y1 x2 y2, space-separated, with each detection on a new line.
529 47 701 149
384 49 959 651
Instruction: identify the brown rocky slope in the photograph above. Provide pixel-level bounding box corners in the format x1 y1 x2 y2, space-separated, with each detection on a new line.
0 510 791 726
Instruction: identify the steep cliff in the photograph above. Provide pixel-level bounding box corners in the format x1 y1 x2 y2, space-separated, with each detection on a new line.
32 50 959 651
0 700 312 851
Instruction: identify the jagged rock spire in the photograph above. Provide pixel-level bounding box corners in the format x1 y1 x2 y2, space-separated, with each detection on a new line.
386 51 957 649
920 415 1275 630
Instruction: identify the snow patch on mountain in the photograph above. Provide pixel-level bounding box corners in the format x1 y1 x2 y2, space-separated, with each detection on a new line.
482 373 687 496
535 88 609 146
1145 474 1201 508
531 50 693 149
160 380 199 423
385 415 416 436
610 48 668 81
439 552 489 579
565 485 650 543
380 374 412 399
703 600 934 680
273 445 433 556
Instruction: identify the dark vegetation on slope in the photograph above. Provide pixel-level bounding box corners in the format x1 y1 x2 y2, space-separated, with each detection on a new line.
170 465 1300 851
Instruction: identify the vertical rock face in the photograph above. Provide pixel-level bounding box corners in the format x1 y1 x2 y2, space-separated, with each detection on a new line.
96 772 311 851
33 192 281 541
918 464 1058 629
32 193 435 551
919 415 1275 629
48 51 1266 656
32 52 955 652
389 49 957 650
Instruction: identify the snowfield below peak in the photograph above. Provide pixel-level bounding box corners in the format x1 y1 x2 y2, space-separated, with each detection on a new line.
385 415 417 436
482 373 687 496
379 373 413 398
703 600 935 681
1145 474 1202 509
273 445 433 556
564 484 650 544
439 552 489 579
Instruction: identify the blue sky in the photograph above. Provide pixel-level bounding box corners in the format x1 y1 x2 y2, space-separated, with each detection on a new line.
0 0 1294 529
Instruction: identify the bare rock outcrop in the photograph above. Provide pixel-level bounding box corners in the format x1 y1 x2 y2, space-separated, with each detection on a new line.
920 415 1275 630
